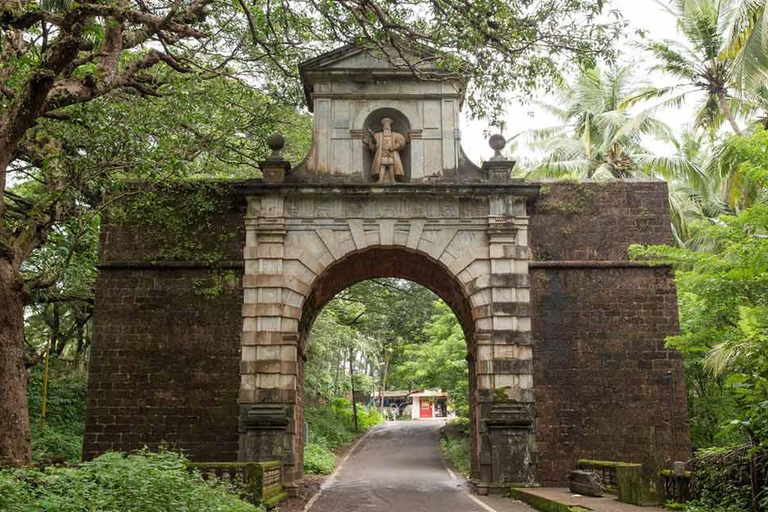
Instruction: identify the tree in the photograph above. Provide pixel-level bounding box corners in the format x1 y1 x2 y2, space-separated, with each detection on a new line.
522 65 705 182
625 0 756 135
1 0 622 465
630 127 768 445
304 279 440 401
723 0 768 95
394 300 469 416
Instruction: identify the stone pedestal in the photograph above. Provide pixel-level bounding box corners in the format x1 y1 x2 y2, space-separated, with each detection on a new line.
485 402 536 485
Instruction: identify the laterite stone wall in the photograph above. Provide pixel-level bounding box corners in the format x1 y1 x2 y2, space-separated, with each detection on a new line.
83 179 692 486
529 180 692 485
83 191 246 462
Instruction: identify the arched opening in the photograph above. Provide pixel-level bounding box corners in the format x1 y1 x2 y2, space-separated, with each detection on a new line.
362 108 412 182
296 247 478 481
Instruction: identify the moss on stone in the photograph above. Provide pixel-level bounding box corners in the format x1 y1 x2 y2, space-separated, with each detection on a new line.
616 464 659 506
577 459 641 468
536 182 596 215
510 488 588 512
189 461 284 507
262 491 287 509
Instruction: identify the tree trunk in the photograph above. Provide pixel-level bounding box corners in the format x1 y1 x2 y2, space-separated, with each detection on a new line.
348 348 358 431
380 358 390 409
717 91 743 136
0 258 32 466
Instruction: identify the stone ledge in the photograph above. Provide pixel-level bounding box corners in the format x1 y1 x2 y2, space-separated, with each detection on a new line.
530 261 671 269
97 260 244 269
235 182 542 196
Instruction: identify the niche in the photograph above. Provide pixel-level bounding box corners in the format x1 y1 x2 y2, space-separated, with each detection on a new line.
362 108 411 183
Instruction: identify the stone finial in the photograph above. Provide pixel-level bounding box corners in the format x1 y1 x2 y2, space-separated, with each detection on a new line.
488 133 507 161
259 132 291 182
266 132 286 161
482 133 517 183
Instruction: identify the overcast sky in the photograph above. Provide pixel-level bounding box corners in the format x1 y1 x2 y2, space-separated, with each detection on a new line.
462 0 695 164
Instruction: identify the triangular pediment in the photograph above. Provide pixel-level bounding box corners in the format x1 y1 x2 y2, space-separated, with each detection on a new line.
299 44 410 72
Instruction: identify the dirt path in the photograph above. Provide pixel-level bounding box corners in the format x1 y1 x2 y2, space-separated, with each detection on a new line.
304 420 531 512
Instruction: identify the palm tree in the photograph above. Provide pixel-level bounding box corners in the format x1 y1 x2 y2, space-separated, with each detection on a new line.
723 0 768 95
522 65 703 181
520 64 717 245
662 130 734 244
626 0 746 135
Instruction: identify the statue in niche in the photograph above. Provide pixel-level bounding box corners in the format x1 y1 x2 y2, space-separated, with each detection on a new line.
364 117 409 183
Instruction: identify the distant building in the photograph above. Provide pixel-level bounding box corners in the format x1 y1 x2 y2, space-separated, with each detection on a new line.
372 390 413 410
409 390 447 419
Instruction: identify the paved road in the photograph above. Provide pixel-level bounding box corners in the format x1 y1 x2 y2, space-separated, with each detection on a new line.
306 420 531 512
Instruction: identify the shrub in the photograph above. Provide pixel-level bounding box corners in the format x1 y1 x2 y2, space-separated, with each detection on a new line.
0 450 264 512
305 404 356 450
303 398 383 474
440 436 471 478
357 405 384 431
27 368 88 463
447 416 471 436
303 443 337 475
683 445 767 512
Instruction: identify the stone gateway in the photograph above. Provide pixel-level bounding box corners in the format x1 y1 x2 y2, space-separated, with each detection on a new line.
83 45 691 495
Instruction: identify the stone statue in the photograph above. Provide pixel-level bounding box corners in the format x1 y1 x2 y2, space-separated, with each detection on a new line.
364 117 408 183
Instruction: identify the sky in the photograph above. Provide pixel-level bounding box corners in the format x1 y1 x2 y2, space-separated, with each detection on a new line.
461 0 695 165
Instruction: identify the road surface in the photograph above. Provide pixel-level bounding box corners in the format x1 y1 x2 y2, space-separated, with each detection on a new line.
306 420 531 512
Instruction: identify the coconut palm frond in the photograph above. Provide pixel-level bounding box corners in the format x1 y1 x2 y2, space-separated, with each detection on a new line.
635 154 709 192
704 340 748 376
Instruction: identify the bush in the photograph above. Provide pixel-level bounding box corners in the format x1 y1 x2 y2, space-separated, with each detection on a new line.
303 398 383 474
682 445 767 512
27 367 87 463
303 443 337 475
305 404 356 450
0 450 264 512
357 404 384 431
447 416 471 436
440 436 471 478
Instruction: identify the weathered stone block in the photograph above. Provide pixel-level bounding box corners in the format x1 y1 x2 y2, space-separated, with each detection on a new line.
568 470 604 497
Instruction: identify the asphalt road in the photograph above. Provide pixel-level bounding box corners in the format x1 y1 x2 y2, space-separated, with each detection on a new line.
305 420 532 512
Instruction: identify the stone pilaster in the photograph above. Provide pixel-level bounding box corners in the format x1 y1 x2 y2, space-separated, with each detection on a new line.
240 195 303 492
476 194 536 491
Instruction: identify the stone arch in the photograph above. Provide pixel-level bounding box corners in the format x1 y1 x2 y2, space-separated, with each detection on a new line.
293 246 480 484
240 192 536 494
298 246 474 342
352 101 421 131
361 107 412 182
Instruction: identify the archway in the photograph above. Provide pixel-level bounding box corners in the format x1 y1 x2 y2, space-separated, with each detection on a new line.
295 247 480 483
239 190 537 494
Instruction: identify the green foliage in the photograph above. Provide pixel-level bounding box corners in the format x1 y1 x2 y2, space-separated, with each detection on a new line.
27 367 87 463
393 301 469 417
520 65 687 181
303 398 382 474
304 279 442 402
630 131 768 447
305 403 356 451
682 446 767 512
0 450 264 512
303 443 336 475
440 435 471 478
631 167 768 446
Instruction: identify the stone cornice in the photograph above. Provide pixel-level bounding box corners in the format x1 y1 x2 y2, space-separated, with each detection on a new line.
230 181 542 198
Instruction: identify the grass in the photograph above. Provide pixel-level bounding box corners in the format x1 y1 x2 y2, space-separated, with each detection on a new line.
440 417 471 478
304 398 384 475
